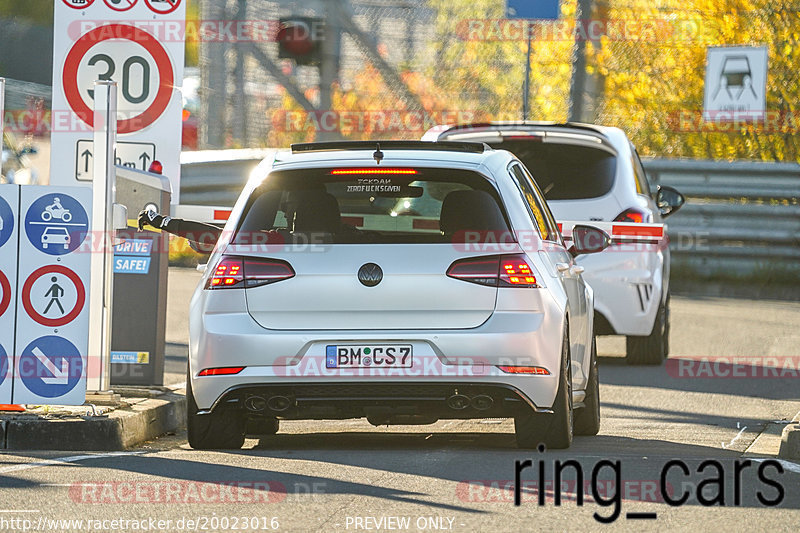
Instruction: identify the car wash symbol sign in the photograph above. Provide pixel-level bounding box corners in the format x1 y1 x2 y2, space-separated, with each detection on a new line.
24 193 89 255
703 46 767 122
18 336 84 398
63 24 174 134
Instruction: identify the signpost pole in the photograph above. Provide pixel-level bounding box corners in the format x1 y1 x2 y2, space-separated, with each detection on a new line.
86 80 117 396
0 77 5 176
522 28 532 121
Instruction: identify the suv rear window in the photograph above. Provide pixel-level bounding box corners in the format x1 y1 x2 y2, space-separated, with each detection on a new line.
234 167 511 244
491 140 617 200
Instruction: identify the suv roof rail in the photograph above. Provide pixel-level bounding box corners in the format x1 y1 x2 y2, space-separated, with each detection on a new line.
290 140 490 154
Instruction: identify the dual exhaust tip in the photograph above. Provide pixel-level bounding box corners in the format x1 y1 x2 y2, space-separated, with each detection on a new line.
447 393 494 411
245 395 292 413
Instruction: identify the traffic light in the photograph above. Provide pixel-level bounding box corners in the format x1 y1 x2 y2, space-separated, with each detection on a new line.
277 17 324 66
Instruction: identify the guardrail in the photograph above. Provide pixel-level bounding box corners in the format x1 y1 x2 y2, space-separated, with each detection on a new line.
642 158 800 277
179 152 800 278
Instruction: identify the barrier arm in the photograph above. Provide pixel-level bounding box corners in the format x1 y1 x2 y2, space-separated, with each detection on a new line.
558 220 666 247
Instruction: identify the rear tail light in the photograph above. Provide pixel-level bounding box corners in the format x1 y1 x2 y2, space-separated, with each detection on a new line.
614 208 651 224
497 366 550 375
447 254 540 288
198 366 245 376
205 256 295 290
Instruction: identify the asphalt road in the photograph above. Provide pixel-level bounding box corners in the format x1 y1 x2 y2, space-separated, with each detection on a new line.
1 268 799 532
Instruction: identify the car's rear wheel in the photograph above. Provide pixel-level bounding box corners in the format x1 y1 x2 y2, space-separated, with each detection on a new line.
186 372 246 450
515 329 573 449
625 296 668 365
574 336 600 436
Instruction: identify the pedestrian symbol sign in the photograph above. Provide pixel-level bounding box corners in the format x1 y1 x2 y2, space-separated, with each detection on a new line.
24 192 89 255
21 265 86 327
16 336 85 401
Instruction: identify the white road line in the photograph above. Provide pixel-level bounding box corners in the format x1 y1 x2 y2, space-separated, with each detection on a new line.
722 425 747 449
0 451 144 474
0 510 40 513
752 458 800 475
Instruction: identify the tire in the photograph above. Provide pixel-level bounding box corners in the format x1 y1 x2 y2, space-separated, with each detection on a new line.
515 329 573 449
62 212 72 222
186 373 245 450
574 336 600 436
625 297 667 365
42 211 52 221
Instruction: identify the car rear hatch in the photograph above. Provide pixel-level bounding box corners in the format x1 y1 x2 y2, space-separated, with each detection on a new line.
438 126 623 221
227 165 518 330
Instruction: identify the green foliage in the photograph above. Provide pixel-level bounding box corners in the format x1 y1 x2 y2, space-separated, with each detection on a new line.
0 0 53 25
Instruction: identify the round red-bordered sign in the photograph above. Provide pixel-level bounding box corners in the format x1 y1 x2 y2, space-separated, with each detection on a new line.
63 24 174 134
62 0 96 9
0 271 10 318
22 265 86 328
144 0 181 15
103 0 138 11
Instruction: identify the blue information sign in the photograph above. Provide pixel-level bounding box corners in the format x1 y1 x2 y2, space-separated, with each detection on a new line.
507 0 560 20
18 336 84 398
24 193 89 255
0 343 8 387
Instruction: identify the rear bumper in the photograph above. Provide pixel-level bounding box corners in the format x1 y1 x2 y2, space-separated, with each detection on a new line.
189 291 565 413
199 382 552 420
577 247 664 336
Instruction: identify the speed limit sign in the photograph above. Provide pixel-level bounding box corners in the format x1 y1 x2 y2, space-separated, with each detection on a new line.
50 0 186 202
63 24 173 134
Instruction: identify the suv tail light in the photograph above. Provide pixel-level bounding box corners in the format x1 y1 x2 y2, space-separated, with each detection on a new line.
206 256 295 289
614 208 651 224
447 254 540 288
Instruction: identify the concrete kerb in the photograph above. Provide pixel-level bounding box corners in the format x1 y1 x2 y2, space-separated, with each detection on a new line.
778 411 800 461
0 389 186 451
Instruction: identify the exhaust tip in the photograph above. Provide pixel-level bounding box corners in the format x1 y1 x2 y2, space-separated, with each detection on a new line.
267 395 293 412
447 394 471 410
244 395 267 412
471 394 494 410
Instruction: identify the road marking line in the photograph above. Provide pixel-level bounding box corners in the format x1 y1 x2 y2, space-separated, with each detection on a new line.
0 451 144 474
722 424 747 449
0 510 40 513
751 458 800 474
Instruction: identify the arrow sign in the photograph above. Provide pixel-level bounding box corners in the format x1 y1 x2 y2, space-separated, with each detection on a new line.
32 346 69 385
75 140 156 180
81 149 92 173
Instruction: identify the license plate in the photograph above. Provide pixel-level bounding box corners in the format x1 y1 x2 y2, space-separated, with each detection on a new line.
326 344 413 368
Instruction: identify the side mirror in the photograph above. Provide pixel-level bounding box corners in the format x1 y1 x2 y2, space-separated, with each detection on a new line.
570 225 611 256
655 185 685 218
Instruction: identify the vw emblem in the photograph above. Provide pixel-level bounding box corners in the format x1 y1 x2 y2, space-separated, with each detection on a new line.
358 263 383 287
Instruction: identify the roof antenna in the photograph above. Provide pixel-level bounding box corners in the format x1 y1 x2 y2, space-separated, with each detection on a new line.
373 143 384 165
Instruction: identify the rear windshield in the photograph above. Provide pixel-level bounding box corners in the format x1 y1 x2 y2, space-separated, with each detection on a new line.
233 167 512 244
491 140 617 200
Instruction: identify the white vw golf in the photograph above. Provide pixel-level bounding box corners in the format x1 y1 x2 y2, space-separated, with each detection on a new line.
187 141 609 450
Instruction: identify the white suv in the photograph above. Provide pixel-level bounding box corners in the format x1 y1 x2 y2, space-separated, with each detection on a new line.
424 123 684 364
187 141 609 450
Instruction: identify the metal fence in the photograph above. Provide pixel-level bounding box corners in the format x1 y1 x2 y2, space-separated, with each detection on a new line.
178 152 800 279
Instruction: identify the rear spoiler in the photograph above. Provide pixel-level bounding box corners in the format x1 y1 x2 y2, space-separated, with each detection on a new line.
558 221 665 246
